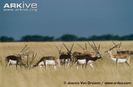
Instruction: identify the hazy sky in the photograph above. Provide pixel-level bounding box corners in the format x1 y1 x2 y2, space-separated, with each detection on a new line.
0 0 133 39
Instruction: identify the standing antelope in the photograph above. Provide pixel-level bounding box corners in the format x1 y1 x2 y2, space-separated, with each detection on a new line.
5 45 29 69
56 43 74 68
5 55 26 68
33 56 60 70
105 42 131 66
73 42 102 69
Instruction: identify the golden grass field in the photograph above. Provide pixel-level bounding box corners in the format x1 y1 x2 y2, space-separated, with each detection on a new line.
0 41 133 87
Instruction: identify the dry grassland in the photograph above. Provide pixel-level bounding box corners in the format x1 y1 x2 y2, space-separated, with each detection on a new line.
0 41 133 87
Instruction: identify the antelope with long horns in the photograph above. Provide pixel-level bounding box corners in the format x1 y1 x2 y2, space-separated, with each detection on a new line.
105 42 131 66
73 42 102 69
5 45 29 69
56 43 74 68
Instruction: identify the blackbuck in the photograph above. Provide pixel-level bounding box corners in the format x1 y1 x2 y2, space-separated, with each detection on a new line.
73 42 102 69
72 43 90 66
5 45 29 69
5 55 26 68
56 43 74 68
105 42 131 66
33 56 60 70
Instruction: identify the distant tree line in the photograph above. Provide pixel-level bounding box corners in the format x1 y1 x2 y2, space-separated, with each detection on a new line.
0 34 133 42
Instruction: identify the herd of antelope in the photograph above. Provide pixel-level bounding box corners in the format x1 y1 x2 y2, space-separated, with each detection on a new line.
4 42 133 70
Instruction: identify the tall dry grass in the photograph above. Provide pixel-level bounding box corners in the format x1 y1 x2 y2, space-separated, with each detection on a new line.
0 41 133 87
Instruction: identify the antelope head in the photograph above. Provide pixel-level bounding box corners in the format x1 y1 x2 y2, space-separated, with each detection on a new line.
105 42 121 53
88 41 102 59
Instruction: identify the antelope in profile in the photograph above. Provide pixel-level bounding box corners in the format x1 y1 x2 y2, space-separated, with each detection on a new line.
72 43 89 65
73 42 102 69
105 42 131 66
5 55 26 69
33 56 60 70
56 43 74 68
5 45 29 69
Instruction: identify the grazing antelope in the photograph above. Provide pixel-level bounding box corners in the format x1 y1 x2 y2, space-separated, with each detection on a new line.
5 55 26 69
5 45 29 69
105 42 131 66
33 56 60 70
73 42 102 69
56 43 74 68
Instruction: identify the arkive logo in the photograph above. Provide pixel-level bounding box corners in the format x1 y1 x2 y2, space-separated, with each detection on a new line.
3 1 38 12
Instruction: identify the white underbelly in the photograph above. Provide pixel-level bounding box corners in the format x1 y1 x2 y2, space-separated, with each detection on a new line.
77 59 86 64
60 59 69 63
45 60 56 65
9 60 17 65
87 60 94 64
111 58 127 63
38 61 45 67
65 59 69 62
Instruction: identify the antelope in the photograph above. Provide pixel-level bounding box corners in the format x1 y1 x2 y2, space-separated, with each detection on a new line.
73 42 102 69
5 45 29 69
105 42 131 66
5 55 26 68
33 56 60 70
56 43 74 68
72 43 89 67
